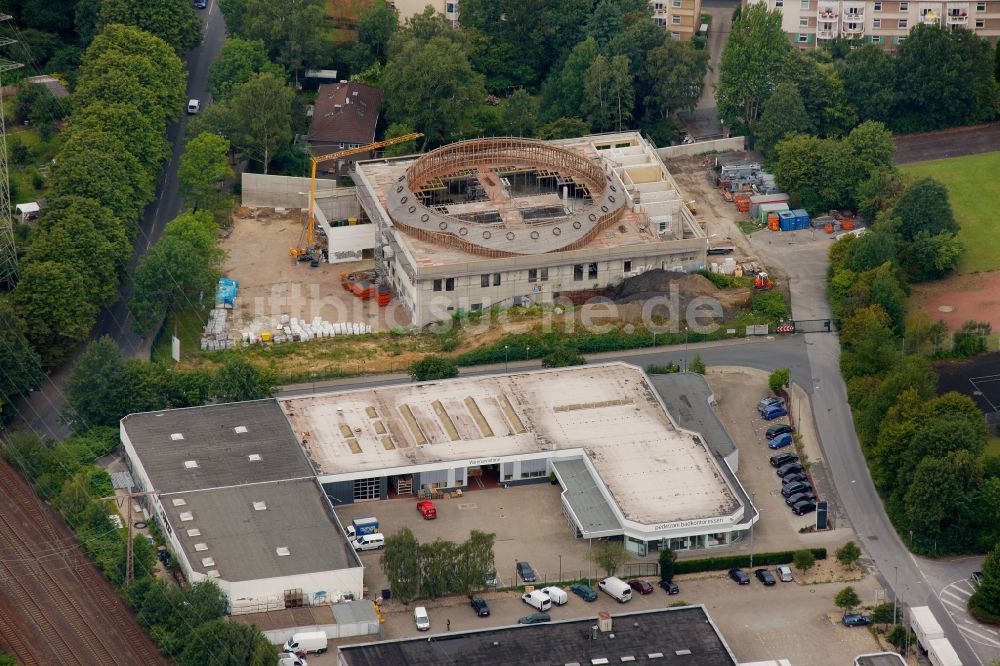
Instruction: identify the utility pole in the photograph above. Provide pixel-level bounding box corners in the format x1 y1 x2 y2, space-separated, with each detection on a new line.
102 489 159 585
892 565 898 624
0 16 23 287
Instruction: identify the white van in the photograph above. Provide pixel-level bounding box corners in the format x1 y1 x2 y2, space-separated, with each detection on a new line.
598 576 632 603
187 99 200 114
352 533 385 550
540 586 568 606
522 589 552 611
278 653 307 666
414 606 430 631
282 631 327 655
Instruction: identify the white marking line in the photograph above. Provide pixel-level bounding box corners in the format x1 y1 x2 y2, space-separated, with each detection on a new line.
932 577 987 666
957 625 1000 648
943 585 973 600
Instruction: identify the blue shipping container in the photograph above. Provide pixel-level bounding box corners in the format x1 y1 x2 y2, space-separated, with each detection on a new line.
778 210 796 231
792 209 810 230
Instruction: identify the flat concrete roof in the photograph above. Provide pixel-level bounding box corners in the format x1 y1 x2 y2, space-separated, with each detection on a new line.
233 600 377 631
162 478 354 583
280 363 738 526
122 400 313 494
649 372 736 460
551 458 620 536
339 605 738 666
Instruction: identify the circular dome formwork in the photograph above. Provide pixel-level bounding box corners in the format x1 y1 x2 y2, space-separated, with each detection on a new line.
386 137 627 258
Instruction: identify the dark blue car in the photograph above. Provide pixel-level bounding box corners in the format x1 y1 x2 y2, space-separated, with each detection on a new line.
768 432 794 449
761 404 788 421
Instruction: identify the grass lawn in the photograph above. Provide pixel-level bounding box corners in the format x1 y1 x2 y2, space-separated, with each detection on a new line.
901 152 1000 274
151 305 211 364
987 436 1000 458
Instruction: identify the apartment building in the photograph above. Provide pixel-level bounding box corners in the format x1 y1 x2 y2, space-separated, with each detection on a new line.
750 0 1000 47
387 0 459 25
651 0 706 40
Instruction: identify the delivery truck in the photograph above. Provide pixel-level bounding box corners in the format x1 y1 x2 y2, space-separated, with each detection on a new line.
345 516 379 539
910 606 944 651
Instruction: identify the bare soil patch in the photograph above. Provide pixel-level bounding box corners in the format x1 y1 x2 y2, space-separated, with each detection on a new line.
910 270 1000 331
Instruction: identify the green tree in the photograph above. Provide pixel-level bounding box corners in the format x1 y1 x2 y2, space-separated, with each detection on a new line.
13 261 99 365
886 625 910 651
583 54 634 132
844 121 895 175
610 19 667 111
541 347 586 368
0 305 45 418
903 230 963 282
230 0 326 78
953 320 991 357
839 305 899 379
179 133 234 213
409 356 459 382
14 83 62 138
777 50 857 138
500 89 538 138
793 549 816 572
589 541 631 577
383 123 419 157
659 547 677 582
380 527 421 603
892 177 959 240
383 35 487 146
643 40 707 119
456 530 496 595
537 117 590 140
358 0 398 66
753 82 810 157
540 37 601 121
969 543 1000 620
856 168 905 220
208 38 284 100
857 355 937 450
837 44 896 125
71 102 171 179
419 539 458 598
689 353 706 374
64 337 136 429
834 586 861 612
212 357 276 403
840 227 897 273
178 619 275 666
224 72 293 174
97 0 201 53
905 450 983 553
836 541 861 570
716 3 791 134
768 368 790 395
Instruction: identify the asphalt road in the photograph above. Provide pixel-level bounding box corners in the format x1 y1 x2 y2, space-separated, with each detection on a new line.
18 2 227 440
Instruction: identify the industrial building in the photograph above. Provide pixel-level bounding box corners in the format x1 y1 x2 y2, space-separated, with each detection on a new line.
120 401 364 612
338 605 739 666
353 132 708 326
282 362 756 556
749 0 1000 48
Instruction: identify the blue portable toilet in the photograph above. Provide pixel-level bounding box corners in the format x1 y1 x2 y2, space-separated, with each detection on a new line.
778 210 796 231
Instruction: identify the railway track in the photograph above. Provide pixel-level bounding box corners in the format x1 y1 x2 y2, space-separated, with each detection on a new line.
0 459 164 665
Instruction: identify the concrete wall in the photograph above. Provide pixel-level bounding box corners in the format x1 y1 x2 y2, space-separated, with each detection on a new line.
326 224 376 263
241 174 340 209
224 567 365 605
262 619 381 646
656 137 747 159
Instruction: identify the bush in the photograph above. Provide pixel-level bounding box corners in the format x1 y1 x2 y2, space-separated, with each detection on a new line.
751 291 790 320
768 368 790 395
659 547 677 581
952 320 990 358
542 347 586 368
690 353 706 374
793 549 817 571
409 355 459 381
697 270 753 289
672 548 827 575
646 362 681 374
836 541 861 569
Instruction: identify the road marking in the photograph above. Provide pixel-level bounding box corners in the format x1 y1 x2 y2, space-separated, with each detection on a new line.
957 624 1000 648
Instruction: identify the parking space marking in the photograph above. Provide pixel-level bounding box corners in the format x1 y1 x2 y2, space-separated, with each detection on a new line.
938 579 1000 653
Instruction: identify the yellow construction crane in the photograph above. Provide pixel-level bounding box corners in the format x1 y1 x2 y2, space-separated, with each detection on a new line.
290 132 424 258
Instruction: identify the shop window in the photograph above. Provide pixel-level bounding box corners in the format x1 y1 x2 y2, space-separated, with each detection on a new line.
573 264 584 281
481 274 490 288
588 263 598 279
433 279 442 292
528 269 537 282
540 268 549 281
445 278 455 291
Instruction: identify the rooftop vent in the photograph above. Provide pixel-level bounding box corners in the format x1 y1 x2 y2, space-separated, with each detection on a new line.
592 659 609 665
674 650 691 656
276 546 291 557
620 658 636 663
186 528 201 537
171 433 184 440
194 543 208 551
234 426 248 434
648 654 664 660
248 454 262 462
183 460 198 469
201 557 215 567
253 501 267 511
171 498 187 507
206 569 220 578
179 512 194 521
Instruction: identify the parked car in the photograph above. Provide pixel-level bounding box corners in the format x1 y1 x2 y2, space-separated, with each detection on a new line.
781 473 808 485
628 579 654 595
414 606 430 631
762 404 789 421
776 565 793 582
570 582 598 601
792 499 817 515
516 561 537 583
187 99 200 114
416 500 437 519
781 481 812 498
754 568 776 586
766 424 793 439
518 612 551 625
768 432 794 449
193 0 207 8
842 614 872 627
728 568 750 585
972 571 983 586
659 579 680 595
470 597 490 617
785 492 816 507
758 396 785 412
278 653 306 666
776 462 804 477
769 452 799 468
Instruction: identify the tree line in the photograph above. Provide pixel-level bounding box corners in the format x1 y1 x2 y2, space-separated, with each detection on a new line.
720 5 1000 143
825 173 999 555
381 528 495 603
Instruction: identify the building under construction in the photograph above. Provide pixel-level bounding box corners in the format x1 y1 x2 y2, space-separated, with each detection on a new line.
353 132 708 326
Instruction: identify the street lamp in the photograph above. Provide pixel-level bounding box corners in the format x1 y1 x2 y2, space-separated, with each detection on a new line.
683 326 689 371
526 345 531 360
749 491 756 569
558 554 562 583
892 565 898 624
504 345 509 374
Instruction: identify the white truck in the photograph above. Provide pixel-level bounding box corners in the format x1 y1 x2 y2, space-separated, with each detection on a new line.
910 606 944 650
927 637 962 666
282 631 328 655
598 576 632 603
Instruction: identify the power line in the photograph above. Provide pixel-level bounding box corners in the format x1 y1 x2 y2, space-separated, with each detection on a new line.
0 13 23 287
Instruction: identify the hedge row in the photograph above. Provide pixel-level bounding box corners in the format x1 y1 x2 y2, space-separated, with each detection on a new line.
673 548 827 575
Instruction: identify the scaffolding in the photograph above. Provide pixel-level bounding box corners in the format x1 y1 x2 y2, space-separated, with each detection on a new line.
0 15 22 287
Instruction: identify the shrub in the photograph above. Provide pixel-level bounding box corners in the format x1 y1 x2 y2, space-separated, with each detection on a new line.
542 346 586 368
751 291 790 320
697 270 753 289
793 549 816 571
836 541 861 570
768 368 790 395
672 548 826 575
646 362 681 374
409 355 459 381
689 353 706 374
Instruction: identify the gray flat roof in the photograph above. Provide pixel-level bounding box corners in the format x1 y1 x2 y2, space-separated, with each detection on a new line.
162 478 354 583
648 372 735 460
339 605 737 666
551 458 621 537
122 400 313 493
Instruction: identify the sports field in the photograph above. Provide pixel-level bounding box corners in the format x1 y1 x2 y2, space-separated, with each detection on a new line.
901 151 1000 274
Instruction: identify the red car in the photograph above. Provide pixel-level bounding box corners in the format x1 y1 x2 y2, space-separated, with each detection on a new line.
416 500 437 519
628 579 654 595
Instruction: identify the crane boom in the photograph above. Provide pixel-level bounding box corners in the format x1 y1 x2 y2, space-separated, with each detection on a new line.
290 132 424 258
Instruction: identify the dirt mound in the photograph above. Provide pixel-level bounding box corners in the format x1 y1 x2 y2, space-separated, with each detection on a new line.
610 270 750 323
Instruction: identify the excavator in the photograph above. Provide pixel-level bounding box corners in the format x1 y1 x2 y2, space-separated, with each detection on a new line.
290 132 424 259
753 271 775 291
